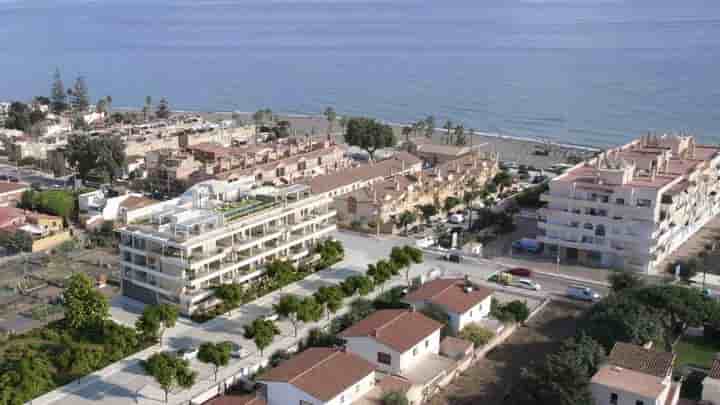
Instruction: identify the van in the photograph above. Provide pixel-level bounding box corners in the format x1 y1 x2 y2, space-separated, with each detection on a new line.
566 285 600 302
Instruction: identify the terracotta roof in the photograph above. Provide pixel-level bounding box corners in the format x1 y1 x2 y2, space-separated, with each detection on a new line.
204 394 266 405
307 152 421 194
0 182 28 194
709 358 720 379
339 309 443 353
119 196 157 210
607 342 674 378
591 364 666 398
404 278 492 314
258 348 375 402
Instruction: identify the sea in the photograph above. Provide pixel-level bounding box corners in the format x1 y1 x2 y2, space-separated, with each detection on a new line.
1 0 720 147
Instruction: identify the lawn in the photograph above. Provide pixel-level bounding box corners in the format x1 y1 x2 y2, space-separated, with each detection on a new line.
674 335 720 369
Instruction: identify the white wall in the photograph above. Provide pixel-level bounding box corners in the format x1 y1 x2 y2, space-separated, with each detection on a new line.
590 381 665 405
703 377 720 404
398 329 441 372
456 297 492 333
344 336 401 374
325 371 376 405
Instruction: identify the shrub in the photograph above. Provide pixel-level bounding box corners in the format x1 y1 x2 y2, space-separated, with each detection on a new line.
459 323 495 348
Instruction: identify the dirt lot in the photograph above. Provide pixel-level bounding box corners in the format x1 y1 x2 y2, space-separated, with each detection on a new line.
428 300 588 405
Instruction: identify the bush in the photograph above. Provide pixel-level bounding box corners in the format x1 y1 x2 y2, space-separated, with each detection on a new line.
491 299 530 324
382 391 409 405
459 323 495 348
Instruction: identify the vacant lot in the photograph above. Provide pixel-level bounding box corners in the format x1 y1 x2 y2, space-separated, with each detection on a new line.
428 300 588 405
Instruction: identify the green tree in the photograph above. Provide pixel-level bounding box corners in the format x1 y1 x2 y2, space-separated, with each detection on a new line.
453 124 466 146
66 134 126 184
4 102 31 132
492 171 513 191
424 115 435 138
344 117 396 161
314 285 345 319
156 97 171 119
444 196 461 212
143 96 153 121
397 211 416 235
521 335 605 405
443 119 453 144
265 260 296 287
323 107 337 135
401 126 413 142
274 295 302 337
215 283 243 308
243 318 280 356
340 275 374 297
68 76 90 113
608 271 644 293
401 246 422 286
63 273 109 331
143 352 197 403
135 304 178 345
491 299 530 324
197 341 232 381
382 391 409 405
297 296 324 327
459 323 495 348
416 204 438 223
582 292 663 351
0 355 54 405
50 68 68 113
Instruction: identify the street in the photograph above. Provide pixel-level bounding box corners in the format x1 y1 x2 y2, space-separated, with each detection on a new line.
33 230 609 405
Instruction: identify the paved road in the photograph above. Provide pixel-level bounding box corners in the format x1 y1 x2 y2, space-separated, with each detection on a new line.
34 231 609 405
0 162 70 188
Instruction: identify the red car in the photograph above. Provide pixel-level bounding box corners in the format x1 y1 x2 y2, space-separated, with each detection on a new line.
507 267 533 277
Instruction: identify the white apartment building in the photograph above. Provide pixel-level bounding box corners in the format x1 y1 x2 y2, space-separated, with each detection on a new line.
119 183 336 314
538 134 720 274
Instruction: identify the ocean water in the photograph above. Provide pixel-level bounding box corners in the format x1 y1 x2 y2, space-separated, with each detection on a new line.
1 0 720 147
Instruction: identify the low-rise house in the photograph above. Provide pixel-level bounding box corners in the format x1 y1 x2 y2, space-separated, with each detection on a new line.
145 149 203 195
339 309 443 374
0 182 28 208
403 278 493 335
204 393 266 405
408 138 477 165
590 342 680 405
702 357 720 404
257 347 376 405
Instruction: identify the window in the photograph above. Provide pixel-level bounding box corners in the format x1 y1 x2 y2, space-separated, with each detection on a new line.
610 393 618 405
300 401 312 405
637 198 652 207
377 352 392 365
636 401 644 405
413 347 418 356
425 339 429 348
615 198 625 205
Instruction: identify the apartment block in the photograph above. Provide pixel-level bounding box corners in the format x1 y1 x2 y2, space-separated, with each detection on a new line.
538 134 720 274
119 182 336 314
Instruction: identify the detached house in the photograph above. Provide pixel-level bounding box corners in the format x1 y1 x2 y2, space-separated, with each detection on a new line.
257 347 376 405
702 357 720 404
403 278 493 335
339 309 443 375
590 342 681 405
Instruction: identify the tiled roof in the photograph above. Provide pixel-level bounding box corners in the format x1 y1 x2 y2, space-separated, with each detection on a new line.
258 348 375 402
607 342 674 378
307 152 421 194
404 278 492 314
120 196 158 210
440 336 474 355
339 309 443 353
591 364 666 398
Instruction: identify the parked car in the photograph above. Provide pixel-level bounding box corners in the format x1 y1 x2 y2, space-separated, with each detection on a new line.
443 253 462 263
506 267 533 277
8 176 19 183
262 312 279 322
0 175 8 181
566 285 601 302
448 213 464 224
227 342 250 359
415 236 435 248
177 346 199 360
512 238 542 253
515 278 541 291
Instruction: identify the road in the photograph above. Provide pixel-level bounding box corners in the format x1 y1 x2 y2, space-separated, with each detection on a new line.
0 162 70 188
33 231 609 405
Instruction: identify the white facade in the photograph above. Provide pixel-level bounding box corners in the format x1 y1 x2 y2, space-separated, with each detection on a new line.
452 298 492 334
264 371 375 405
590 374 676 405
119 187 336 314
538 134 720 274
703 376 720 404
344 329 441 374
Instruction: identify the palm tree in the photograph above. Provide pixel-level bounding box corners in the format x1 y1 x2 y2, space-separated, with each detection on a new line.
454 124 466 146
323 107 337 136
402 126 413 143
443 120 453 145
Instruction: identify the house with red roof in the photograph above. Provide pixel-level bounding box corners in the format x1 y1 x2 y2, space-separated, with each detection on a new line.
403 278 493 335
256 347 376 405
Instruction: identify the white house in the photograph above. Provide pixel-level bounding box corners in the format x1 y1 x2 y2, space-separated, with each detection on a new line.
403 278 493 335
339 309 443 374
257 347 376 405
702 357 720 404
590 342 680 405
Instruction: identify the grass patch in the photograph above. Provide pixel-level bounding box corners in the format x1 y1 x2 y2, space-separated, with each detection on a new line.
675 335 720 369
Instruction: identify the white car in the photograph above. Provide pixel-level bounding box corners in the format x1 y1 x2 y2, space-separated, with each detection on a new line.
415 237 435 248
515 278 541 291
448 213 464 224
228 342 250 359
177 346 199 360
